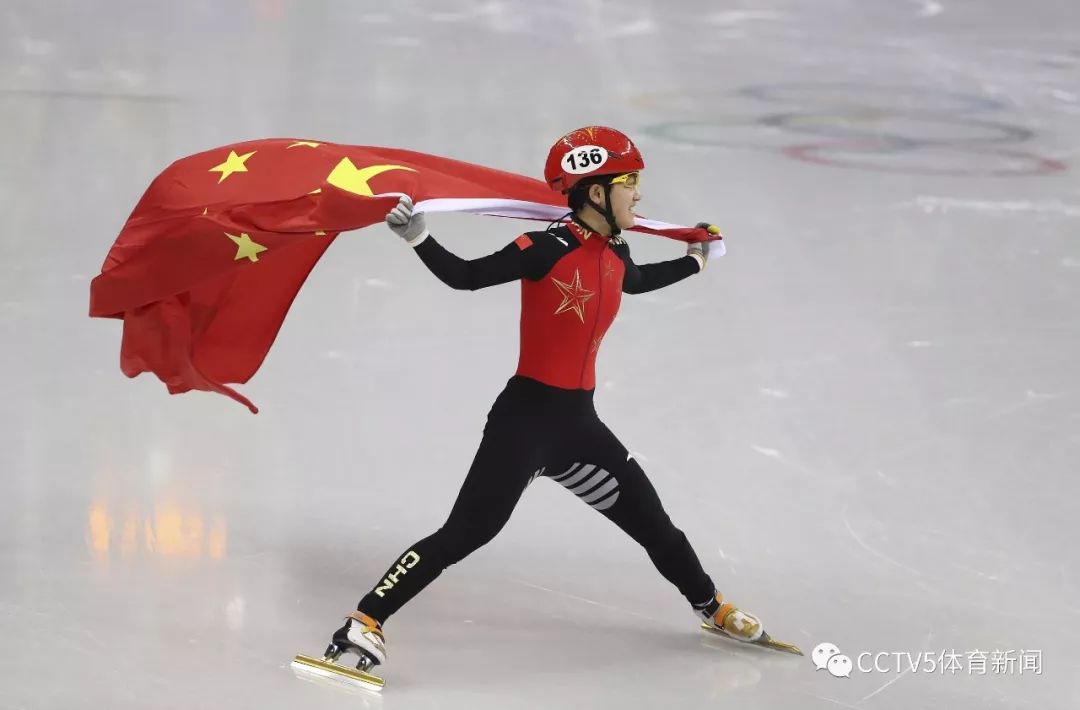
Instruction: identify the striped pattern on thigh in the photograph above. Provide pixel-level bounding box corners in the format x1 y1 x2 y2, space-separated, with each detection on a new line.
548 463 620 511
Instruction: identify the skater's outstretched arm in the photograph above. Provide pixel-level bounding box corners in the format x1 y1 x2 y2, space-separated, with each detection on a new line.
412 235 529 291
385 195 538 291
611 241 699 294
611 222 718 294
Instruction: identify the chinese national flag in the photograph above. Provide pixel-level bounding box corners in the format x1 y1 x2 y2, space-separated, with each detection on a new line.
89 138 719 413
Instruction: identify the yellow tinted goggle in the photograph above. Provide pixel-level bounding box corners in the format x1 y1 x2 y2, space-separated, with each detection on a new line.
609 171 642 189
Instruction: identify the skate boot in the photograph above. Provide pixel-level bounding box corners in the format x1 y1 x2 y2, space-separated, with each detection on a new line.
697 593 803 655
292 611 387 691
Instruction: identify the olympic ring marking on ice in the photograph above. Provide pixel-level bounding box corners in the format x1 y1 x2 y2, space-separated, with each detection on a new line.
736 82 1008 114
628 84 1008 116
635 82 1065 177
757 112 1035 147
782 142 1068 177
642 119 918 153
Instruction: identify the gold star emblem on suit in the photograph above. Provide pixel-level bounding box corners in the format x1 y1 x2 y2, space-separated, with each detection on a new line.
551 269 594 324
603 260 616 281
590 334 604 353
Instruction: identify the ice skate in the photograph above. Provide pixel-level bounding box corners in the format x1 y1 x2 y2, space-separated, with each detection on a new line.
697 593 803 656
292 611 387 691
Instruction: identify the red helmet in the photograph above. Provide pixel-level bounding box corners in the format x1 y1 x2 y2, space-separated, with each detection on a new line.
544 126 644 193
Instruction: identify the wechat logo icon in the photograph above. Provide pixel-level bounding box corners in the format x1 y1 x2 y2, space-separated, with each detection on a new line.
813 642 853 678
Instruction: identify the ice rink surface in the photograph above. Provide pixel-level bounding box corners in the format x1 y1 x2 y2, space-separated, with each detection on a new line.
2 1 1079 708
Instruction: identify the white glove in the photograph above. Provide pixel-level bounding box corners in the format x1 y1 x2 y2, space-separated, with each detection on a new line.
386 195 429 246
687 222 720 271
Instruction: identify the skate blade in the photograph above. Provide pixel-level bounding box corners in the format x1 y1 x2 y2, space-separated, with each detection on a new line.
700 623 804 656
291 654 385 692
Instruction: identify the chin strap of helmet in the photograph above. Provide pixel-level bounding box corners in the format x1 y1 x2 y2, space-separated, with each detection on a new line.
548 211 574 233
585 182 621 237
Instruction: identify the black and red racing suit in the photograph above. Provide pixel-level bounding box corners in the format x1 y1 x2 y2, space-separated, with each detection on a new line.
358 222 717 622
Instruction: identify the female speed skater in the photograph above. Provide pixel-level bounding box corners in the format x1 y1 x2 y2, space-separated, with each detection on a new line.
298 126 800 689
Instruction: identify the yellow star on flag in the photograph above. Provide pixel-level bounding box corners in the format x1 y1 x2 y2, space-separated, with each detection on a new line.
287 141 321 149
326 158 416 197
551 269 595 324
226 232 267 262
210 150 256 183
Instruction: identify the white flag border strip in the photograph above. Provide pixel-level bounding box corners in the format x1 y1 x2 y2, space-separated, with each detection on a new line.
406 196 726 257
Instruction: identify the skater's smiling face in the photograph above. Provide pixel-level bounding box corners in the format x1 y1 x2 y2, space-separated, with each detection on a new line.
580 172 641 234
607 171 641 230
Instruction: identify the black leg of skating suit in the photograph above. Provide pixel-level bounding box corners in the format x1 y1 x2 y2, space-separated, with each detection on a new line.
357 376 715 623
555 414 714 605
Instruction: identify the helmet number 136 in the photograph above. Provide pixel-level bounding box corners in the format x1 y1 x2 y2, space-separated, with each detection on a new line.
562 146 609 174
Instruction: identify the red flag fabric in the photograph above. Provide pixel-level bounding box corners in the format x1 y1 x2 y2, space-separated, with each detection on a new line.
89 138 721 413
